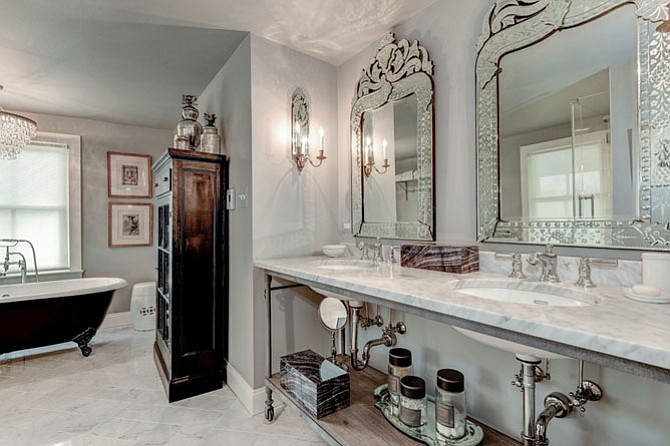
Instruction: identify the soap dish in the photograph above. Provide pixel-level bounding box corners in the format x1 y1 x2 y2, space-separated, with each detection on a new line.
374 384 484 446
623 288 670 304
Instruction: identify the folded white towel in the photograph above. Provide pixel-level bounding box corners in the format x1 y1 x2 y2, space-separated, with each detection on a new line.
395 170 416 182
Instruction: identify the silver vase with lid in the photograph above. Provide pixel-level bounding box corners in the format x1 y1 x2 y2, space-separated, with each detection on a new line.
200 113 222 154
174 95 203 151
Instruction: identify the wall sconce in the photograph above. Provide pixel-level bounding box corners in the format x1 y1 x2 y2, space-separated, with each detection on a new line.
292 88 325 171
363 136 391 177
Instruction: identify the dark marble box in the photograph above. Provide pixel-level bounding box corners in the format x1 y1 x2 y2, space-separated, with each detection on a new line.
280 349 350 419
401 245 479 274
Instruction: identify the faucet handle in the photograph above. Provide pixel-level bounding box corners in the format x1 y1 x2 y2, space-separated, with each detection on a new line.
509 253 527 279
575 258 595 288
543 244 556 257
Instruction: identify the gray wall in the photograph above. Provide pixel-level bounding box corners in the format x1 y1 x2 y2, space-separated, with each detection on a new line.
198 35 255 385
249 34 340 389
20 111 172 313
335 2 670 445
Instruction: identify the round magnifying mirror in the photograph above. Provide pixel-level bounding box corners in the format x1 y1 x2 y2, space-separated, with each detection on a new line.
319 297 348 331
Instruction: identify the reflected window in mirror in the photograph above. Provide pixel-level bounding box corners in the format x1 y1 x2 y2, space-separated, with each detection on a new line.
476 0 670 249
498 5 637 223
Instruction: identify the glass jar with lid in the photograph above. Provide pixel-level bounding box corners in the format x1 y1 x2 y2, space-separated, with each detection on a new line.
388 348 412 406
399 375 427 427
435 369 467 440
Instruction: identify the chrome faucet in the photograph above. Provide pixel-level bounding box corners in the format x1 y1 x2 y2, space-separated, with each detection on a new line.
527 244 559 283
1 250 27 283
0 239 39 283
356 237 383 264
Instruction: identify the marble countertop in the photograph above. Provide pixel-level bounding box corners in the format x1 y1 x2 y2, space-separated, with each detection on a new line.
255 256 670 375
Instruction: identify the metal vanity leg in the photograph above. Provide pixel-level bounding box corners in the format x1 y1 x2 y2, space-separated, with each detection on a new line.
264 273 275 423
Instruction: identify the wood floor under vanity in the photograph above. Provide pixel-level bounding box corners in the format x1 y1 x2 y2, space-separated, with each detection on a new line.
268 358 520 446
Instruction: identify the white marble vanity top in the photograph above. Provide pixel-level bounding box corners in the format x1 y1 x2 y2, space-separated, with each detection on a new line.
255 256 670 373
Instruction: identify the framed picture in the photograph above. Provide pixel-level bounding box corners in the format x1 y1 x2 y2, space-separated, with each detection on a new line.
108 203 153 248
107 151 152 198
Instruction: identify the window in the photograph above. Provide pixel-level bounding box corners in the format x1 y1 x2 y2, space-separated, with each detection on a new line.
520 130 612 219
0 132 81 274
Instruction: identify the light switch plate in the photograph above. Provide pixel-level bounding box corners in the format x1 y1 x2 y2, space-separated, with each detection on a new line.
226 189 236 210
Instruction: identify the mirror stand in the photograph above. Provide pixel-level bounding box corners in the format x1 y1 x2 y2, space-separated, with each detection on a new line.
318 297 350 372
329 331 348 372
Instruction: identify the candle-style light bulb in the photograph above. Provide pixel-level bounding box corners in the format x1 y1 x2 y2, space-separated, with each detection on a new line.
294 122 301 153
318 127 324 151
302 136 308 156
382 139 388 160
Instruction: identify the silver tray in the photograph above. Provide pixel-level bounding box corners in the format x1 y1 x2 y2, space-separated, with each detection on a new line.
374 384 484 446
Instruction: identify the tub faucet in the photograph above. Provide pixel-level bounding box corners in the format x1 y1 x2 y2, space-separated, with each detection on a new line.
527 244 559 283
0 239 39 283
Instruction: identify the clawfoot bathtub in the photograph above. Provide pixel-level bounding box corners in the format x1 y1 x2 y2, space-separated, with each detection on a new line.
0 278 127 357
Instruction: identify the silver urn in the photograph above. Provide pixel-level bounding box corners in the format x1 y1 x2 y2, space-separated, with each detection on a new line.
200 113 222 154
175 95 203 151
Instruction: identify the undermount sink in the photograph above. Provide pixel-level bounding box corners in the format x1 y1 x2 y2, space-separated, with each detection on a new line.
451 279 597 307
309 259 377 305
450 279 597 359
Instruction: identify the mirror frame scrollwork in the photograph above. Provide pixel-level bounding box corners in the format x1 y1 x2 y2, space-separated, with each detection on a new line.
476 0 670 250
351 32 435 240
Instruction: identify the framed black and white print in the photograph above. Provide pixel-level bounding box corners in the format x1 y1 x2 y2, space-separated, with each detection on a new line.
108 202 153 247
107 151 152 198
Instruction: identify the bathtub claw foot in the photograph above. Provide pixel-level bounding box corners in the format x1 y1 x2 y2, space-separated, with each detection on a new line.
73 327 97 357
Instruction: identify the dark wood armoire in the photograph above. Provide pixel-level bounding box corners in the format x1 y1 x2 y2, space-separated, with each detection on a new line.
152 148 228 402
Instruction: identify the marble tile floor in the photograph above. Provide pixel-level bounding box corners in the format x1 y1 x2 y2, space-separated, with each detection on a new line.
0 328 327 446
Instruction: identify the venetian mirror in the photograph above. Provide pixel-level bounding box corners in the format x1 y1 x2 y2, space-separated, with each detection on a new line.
351 32 435 240
476 0 670 249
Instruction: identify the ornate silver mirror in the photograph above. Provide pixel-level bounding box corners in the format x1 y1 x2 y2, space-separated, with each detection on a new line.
318 297 348 369
476 0 670 249
351 33 435 240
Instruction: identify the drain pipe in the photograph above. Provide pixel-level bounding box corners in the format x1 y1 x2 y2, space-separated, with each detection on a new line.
512 354 552 445
514 355 542 446
349 301 364 370
349 301 406 371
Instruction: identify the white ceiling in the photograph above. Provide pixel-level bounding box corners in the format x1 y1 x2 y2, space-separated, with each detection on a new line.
0 0 436 129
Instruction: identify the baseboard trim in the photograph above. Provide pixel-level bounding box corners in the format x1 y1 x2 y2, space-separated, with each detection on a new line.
100 311 132 330
226 361 266 415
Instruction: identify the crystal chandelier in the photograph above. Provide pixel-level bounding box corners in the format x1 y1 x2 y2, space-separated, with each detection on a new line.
0 85 37 160
0 110 37 160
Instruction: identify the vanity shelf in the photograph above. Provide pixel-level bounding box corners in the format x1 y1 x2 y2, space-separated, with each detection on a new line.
266 361 519 446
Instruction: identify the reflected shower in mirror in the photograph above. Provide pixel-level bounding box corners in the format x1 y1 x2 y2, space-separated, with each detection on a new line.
476 0 670 249
499 5 637 222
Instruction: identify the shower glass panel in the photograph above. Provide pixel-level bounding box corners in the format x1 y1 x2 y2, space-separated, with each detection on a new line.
571 90 612 219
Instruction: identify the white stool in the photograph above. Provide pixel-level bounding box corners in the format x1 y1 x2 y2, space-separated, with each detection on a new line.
130 281 156 331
